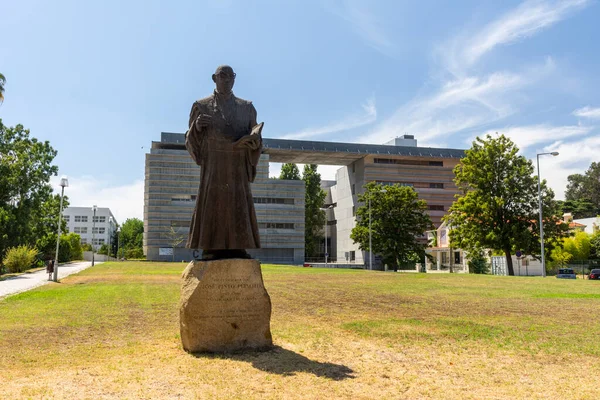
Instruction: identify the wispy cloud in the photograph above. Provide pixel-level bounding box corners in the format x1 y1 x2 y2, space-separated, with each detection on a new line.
478 124 593 151
462 0 590 68
573 106 600 119
327 0 394 57
361 59 555 144
281 96 376 140
51 176 144 223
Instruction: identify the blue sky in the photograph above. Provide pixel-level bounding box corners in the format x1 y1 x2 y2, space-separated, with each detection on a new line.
2 0 599 223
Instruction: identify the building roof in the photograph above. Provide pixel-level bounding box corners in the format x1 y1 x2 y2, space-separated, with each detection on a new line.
154 132 466 166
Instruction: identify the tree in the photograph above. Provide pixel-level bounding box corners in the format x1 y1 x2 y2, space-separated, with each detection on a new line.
557 199 597 219
565 162 600 216
302 164 326 257
468 250 490 274
590 232 600 260
120 218 144 258
32 193 70 258
279 163 301 180
562 231 591 261
165 226 185 261
444 134 565 276
351 182 433 268
0 73 5 104
0 120 59 260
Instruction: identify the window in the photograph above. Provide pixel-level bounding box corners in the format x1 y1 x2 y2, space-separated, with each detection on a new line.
75 215 82 222
429 183 444 189
259 223 295 230
428 205 444 211
74 227 88 234
92 227 106 234
374 158 444 167
350 251 355 261
93 216 106 223
80 238 87 244
253 197 294 205
92 238 105 245
352 163 356 173
63 215 70 222
171 220 190 227
351 184 355 195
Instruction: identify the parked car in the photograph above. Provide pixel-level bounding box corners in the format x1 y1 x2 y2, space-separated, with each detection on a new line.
588 269 600 280
556 268 577 279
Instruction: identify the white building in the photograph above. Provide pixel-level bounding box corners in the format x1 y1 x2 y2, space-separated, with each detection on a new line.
63 206 118 251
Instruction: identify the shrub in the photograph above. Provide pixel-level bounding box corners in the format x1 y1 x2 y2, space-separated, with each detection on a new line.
468 251 490 274
125 247 144 259
3 245 39 273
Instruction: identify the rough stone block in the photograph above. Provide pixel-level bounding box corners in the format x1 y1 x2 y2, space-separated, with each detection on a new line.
179 259 273 353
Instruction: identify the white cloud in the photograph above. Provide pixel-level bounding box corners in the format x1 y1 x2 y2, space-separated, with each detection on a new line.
51 176 144 224
463 0 589 67
479 124 593 150
281 96 376 140
573 106 600 119
537 134 600 199
327 0 394 56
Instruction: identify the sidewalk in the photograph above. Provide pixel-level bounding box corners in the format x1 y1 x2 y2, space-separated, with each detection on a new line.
0 261 102 299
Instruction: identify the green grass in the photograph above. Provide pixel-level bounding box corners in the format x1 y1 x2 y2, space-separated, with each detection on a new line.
2 262 600 399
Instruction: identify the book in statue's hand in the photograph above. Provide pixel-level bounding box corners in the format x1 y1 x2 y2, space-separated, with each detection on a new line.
234 122 264 149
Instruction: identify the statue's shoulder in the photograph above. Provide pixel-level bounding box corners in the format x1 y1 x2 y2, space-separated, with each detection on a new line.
234 96 253 107
194 95 214 106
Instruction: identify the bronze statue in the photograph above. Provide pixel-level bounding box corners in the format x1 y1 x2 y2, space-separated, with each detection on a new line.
185 65 263 260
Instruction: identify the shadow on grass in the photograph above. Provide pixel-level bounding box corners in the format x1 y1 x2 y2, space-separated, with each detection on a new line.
194 346 355 380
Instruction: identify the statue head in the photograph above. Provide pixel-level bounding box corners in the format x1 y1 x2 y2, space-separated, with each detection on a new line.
212 65 236 94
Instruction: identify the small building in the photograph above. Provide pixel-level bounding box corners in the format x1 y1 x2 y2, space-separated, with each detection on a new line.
63 206 118 251
572 216 599 235
424 222 468 273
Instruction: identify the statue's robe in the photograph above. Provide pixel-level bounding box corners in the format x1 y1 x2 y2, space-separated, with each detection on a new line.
185 91 262 250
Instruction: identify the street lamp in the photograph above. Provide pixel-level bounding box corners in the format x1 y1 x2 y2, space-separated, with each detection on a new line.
53 176 68 282
537 151 559 278
91 205 97 266
116 227 121 261
321 205 334 264
369 187 387 271
108 216 113 260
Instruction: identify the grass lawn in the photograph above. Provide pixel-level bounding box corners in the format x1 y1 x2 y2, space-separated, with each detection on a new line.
2 262 600 399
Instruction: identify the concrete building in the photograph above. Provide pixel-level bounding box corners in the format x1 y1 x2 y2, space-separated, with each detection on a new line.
63 206 118 251
144 133 465 266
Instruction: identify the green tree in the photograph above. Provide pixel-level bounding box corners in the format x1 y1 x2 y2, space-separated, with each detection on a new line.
590 232 600 260
550 246 573 268
0 120 59 260
32 193 70 258
0 73 5 104
444 134 565 276
302 164 326 257
557 199 597 219
351 182 433 268
279 163 301 180
164 226 185 261
562 231 591 261
120 218 144 257
467 250 490 274
565 162 600 216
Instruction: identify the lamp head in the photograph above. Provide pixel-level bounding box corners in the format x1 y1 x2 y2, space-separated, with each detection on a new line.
59 176 69 188
551 152 559 156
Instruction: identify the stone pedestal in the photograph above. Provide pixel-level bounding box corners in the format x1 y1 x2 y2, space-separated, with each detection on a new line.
179 259 273 353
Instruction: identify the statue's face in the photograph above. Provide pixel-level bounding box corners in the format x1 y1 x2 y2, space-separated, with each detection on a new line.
212 68 236 94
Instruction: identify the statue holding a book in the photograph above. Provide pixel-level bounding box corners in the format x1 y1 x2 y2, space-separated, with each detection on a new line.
185 65 264 260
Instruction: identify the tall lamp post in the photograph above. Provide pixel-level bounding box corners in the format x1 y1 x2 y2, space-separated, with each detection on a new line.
53 176 69 282
91 205 97 266
116 227 121 261
108 216 113 260
368 187 386 271
537 151 559 278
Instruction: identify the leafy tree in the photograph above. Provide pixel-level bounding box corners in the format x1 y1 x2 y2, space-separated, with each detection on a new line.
557 199 597 219
81 243 93 252
302 164 326 257
565 162 600 216
3 245 38 273
32 193 70 258
590 232 600 260
351 182 433 268
0 73 5 104
97 243 109 255
562 231 591 261
279 163 301 180
0 120 59 260
550 247 573 268
120 218 144 255
468 250 490 274
444 134 565 275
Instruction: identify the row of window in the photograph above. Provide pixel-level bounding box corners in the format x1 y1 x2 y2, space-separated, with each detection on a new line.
375 181 445 189
259 222 295 230
352 204 444 215
79 238 105 245
66 215 110 223
72 227 108 234
374 158 444 167
170 196 295 205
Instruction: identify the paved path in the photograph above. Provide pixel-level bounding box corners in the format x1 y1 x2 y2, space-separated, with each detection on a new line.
0 261 102 299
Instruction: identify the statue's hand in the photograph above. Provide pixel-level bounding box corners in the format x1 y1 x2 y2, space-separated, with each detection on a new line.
234 134 261 150
195 114 213 130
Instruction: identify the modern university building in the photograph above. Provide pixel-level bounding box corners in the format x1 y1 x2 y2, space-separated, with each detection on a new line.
144 133 465 266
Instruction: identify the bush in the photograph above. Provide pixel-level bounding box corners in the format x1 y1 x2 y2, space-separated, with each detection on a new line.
125 247 144 259
3 245 39 273
468 251 490 274
82 243 93 252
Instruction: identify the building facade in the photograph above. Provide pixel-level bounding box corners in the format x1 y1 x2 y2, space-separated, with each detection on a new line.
145 133 465 265
63 206 117 250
